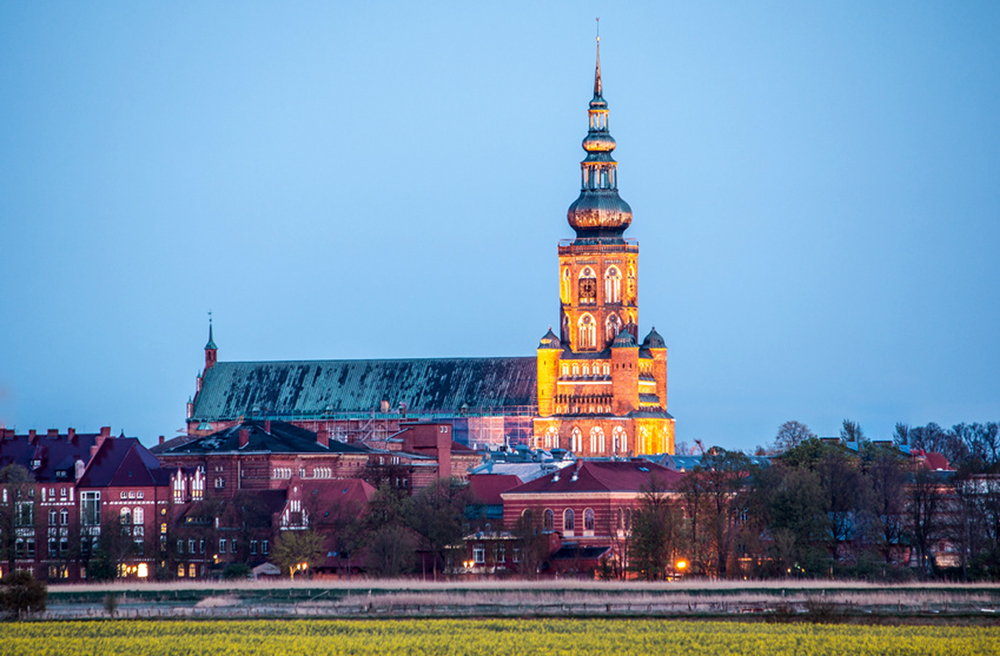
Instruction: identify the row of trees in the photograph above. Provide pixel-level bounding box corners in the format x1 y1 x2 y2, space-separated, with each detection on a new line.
626 420 1000 581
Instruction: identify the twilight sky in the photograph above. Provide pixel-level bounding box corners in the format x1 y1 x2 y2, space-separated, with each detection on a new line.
2 2 998 452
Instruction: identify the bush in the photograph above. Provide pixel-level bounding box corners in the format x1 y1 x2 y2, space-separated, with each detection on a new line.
222 563 253 580
0 572 47 619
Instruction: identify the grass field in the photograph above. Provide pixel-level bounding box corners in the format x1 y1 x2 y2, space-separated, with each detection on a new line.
2 619 999 655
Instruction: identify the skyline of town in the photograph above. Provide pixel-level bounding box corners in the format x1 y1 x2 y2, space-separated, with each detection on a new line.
2 4 998 451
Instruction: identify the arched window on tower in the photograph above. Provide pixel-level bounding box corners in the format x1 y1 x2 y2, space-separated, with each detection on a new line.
570 427 583 453
606 313 622 343
605 266 621 303
560 268 571 304
578 268 597 305
578 314 596 350
627 265 636 302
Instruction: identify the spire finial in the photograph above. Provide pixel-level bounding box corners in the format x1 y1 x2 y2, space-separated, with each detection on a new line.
205 310 217 350
594 18 602 98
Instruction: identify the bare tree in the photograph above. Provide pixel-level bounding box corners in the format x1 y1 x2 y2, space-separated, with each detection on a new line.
774 421 816 453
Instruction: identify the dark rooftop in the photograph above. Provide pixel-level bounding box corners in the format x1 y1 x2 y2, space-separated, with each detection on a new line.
191 357 538 422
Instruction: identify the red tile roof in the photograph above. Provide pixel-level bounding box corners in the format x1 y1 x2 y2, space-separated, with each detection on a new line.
469 474 523 505
504 459 681 495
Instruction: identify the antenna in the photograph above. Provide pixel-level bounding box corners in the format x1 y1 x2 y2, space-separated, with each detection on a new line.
596 17 600 42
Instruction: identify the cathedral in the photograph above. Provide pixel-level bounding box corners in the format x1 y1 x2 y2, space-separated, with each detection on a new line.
186 39 674 457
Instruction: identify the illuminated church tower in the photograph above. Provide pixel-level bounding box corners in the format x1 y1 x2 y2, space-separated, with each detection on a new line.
533 35 675 456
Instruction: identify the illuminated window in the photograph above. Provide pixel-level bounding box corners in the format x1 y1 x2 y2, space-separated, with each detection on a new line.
590 427 605 453
612 426 627 454
606 313 622 343
605 266 621 303
570 427 583 453
578 268 597 305
578 314 596 350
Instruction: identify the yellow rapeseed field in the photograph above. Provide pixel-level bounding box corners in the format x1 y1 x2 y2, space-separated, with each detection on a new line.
1 619 997 655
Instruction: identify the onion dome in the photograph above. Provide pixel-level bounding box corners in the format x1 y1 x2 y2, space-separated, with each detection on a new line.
567 34 633 240
611 328 638 348
538 327 562 350
641 326 665 349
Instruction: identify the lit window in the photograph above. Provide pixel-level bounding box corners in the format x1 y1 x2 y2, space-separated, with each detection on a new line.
605 266 621 303
577 314 596 350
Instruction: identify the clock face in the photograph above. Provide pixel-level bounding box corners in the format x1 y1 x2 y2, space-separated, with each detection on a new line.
580 278 597 298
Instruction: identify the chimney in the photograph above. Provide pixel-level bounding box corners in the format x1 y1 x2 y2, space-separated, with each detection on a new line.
317 428 329 448
47 428 59 439
264 420 271 434
100 426 111 439
239 428 249 448
159 435 165 446
67 428 76 443
28 429 37 443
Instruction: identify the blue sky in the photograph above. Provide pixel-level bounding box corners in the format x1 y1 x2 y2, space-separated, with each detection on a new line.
1 2 998 451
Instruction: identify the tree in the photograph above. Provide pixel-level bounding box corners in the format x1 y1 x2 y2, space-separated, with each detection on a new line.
908 467 944 579
774 421 816 453
0 464 35 576
628 476 680 580
840 419 865 444
699 448 751 578
365 524 416 578
815 445 866 561
272 530 324 579
510 509 549 579
0 572 46 619
88 515 138 581
861 444 909 564
406 478 471 579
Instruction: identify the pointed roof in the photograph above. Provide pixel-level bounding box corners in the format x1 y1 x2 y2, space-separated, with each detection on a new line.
641 326 666 349
538 327 561 350
611 328 637 348
205 319 217 350
594 29 603 99
77 438 170 487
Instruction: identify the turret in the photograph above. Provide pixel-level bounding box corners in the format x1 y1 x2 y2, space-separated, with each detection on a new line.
536 328 562 417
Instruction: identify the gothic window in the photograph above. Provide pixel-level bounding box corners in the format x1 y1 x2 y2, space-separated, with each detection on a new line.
589 426 605 454
612 426 627 454
545 425 559 450
606 313 622 343
605 266 621 303
578 268 597 305
638 425 651 454
543 509 554 531
563 509 575 532
59 508 68 525
570 427 583 453
584 508 595 531
578 314 596 350
627 265 636 302
560 268 571 304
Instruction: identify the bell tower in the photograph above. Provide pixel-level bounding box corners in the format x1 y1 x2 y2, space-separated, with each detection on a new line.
534 31 675 456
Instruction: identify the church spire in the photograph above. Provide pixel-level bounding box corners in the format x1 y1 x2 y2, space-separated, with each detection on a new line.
566 28 633 241
204 312 218 370
594 19 603 99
